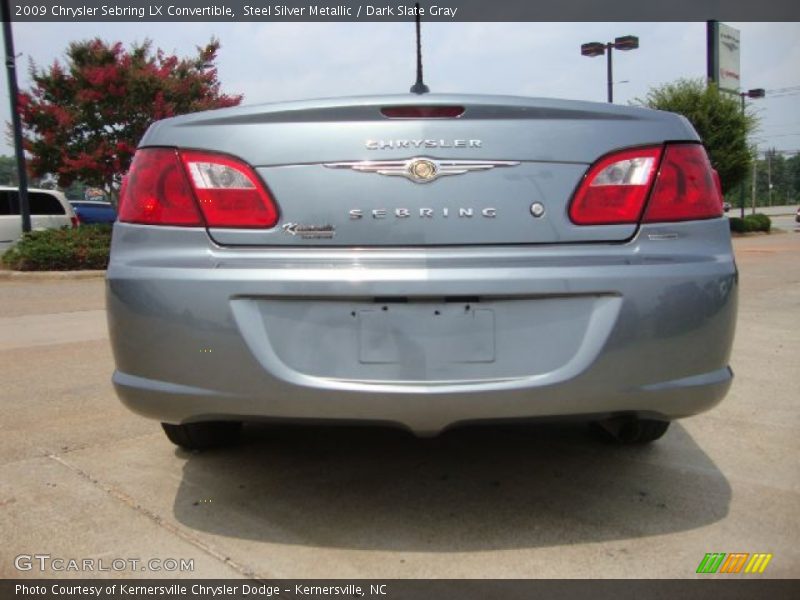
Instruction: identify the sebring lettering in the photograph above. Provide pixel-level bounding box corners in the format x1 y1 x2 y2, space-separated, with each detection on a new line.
350 208 497 219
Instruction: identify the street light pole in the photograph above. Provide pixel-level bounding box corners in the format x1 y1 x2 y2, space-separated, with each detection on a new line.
581 35 638 104
767 151 772 207
738 88 766 219
1 0 31 233
751 156 757 215
739 93 746 219
606 43 613 103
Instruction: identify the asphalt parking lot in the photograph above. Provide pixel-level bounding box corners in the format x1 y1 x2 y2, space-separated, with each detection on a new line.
1 229 798 579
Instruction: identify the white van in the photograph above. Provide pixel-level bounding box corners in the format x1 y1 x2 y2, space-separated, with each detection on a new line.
0 187 78 252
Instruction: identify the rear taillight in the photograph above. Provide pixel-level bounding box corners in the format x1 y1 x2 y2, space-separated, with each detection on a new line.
180 150 278 228
643 145 723 222
119 148 279 228
119 148 203 226
569 143 723 226
569 146 662 225
70 216 79 228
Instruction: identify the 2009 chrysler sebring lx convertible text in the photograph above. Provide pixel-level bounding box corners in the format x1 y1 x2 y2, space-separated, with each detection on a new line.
106 95 737 450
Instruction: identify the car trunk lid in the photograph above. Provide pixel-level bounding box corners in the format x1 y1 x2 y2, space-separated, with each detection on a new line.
139 94 698 246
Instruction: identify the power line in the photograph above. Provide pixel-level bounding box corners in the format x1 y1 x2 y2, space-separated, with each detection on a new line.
763 91 800 99
752 149 800 155
756 132 800 139
756 122 800 129
765 85 800 94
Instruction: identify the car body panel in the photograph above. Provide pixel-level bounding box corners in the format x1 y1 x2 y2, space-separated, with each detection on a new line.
107 94 736 435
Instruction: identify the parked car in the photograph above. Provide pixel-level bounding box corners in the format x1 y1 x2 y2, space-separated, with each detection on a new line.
0 187 78 252
107 95 737 450
69 200 117 225
795 206 800 223
722 201 731 213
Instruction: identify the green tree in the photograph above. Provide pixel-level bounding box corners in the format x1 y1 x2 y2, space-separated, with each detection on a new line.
740 150 799 208
18 38 242 201
0 154 55 187
636 78 757 194
788 154 800 203
755 150 792 205
63 180 89 201
0 155 17 185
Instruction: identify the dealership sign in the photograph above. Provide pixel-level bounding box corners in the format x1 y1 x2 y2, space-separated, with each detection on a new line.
708 21 741 93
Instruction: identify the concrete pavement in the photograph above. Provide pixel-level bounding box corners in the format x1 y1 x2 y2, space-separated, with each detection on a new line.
1 231 798 579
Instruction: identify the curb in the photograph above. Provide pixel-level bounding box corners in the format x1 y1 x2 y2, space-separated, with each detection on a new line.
0 270 106 281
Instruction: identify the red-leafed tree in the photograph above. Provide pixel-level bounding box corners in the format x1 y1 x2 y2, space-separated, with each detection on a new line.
18 38 242 200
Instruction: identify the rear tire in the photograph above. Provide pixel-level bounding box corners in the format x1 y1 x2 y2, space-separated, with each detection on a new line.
592 417 671 444
161 421 242 450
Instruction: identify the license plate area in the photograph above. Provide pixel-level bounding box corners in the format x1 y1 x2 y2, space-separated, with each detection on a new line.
233 294 618 383
358 303 495 364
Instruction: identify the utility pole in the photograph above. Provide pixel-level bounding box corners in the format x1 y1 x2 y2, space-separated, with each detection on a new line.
737 88 766 217
1 0 31 232
767 151 773 207
751 155 757 214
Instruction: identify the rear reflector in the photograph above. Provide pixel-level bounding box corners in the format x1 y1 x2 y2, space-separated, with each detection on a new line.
381 106 464 119
569 146 662 225
119 148 279 228
643 145 724 223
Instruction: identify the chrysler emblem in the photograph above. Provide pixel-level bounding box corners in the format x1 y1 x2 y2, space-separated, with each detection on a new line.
324 157 520 184
409 158 437 182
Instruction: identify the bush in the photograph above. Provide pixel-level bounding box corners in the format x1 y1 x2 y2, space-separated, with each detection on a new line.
1 224 112 271
729 217 747 233
730 213 771 233
749 213 771 232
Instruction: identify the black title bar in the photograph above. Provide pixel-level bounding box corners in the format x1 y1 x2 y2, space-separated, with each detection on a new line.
4 580 800 600
6 0 800 22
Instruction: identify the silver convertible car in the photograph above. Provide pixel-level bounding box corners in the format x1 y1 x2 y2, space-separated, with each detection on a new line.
107 95 737 449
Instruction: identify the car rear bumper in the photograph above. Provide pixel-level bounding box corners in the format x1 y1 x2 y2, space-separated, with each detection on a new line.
106 220 737 436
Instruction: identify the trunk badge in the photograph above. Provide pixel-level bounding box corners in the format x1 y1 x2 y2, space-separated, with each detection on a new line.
324 157 520 184
282 223 335 239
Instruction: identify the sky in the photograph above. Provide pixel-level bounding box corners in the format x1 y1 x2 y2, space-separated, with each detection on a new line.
2 21 799 157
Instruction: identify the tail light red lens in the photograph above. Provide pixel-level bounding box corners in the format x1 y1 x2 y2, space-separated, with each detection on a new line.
643 145 723 222
569 146 662 225
119 148 279 228
180 150 278 228
119 148 203 226
70 216 79 228
569 143 723 226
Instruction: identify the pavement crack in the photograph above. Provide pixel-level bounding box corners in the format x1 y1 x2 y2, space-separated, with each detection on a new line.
45 452 265 580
